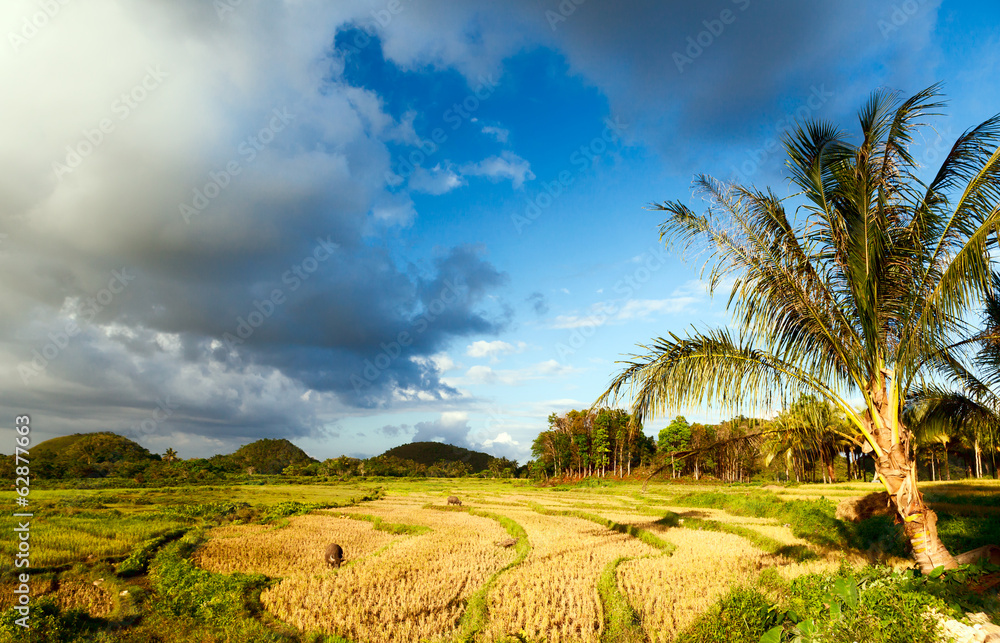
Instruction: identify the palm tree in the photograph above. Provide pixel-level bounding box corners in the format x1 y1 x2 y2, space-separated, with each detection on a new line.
597 85 1000 572
765 394 852 483
906 275 1000 480
163 448 178 463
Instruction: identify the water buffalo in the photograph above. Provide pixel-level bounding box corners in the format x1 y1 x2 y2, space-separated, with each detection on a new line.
325 543 344 568
447 496 462 506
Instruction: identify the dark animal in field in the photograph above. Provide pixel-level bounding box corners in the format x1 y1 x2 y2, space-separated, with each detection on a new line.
447 496 462 506
325 543 344 568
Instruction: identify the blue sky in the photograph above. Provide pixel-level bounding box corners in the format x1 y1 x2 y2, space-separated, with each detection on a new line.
1 0 999 463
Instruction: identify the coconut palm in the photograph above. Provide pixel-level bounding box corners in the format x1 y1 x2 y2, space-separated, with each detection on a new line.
597 85 1000 572
765 394 852 483
906 274 1000 480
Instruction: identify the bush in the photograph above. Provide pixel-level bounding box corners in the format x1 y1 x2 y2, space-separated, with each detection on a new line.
760 563 992 643
676 587 775 643
0 598 103 643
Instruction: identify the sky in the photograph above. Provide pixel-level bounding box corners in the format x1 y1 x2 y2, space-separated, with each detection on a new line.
1 0 999 464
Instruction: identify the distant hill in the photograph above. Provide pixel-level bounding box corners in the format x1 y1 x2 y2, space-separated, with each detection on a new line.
225 438 317 475
31 432 158 478
381 441 493 472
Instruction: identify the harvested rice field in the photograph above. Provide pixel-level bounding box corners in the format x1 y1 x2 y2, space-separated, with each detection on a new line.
6 478 998 642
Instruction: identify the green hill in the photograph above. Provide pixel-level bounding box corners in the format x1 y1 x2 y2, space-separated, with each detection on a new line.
31 432 158 478
225 438 317 475
381 441 493 472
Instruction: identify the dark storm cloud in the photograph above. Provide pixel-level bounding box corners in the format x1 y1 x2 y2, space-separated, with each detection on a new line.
0 2 515 448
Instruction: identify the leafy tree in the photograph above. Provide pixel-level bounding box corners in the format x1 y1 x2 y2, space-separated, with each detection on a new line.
688 423 716 480
658 416 691 452
591 417 610 476
598 85 1000 571
658 416 691 477
532 408 640 478
487 456 518 478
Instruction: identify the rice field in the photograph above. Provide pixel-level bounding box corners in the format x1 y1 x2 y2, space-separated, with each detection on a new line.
259 498 517 642
3 478 998 642
475 509 658 642
619 528 778 641
191 513 403 577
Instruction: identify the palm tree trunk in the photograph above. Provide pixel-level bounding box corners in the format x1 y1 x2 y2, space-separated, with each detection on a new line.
975 437 982 478
869 416 957 572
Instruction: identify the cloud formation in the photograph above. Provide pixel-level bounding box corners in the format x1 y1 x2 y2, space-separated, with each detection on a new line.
0 2 516 450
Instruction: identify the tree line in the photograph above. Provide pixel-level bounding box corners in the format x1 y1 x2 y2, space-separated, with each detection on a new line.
529 394 1000 484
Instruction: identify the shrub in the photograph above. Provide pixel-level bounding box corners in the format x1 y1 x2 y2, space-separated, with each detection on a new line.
0 598 103 643
676 587 775 643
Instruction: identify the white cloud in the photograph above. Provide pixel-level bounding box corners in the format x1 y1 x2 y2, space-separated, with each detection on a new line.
460 151 534 189
549 282 705 329
465 365 497 384
460 359 580 386
481 125 509 143
408 163 465 195
411 412 472 445
466 339 517 361
482 431 516 446
370 191 417 226
429 353 458 372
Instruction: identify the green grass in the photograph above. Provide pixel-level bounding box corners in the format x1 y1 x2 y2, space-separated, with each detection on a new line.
343 513 431 535
597 556 647 643
455 509 531 642
115 527 191 577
